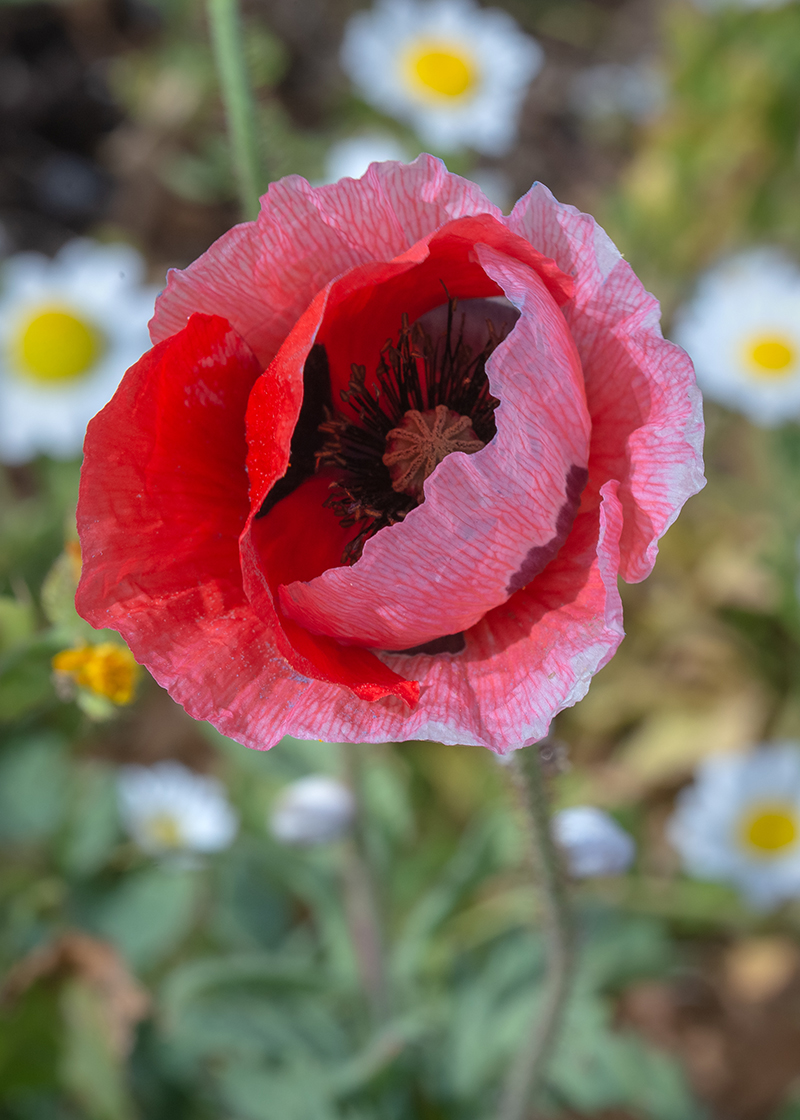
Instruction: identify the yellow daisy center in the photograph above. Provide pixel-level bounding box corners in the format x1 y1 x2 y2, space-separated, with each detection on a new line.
405 41 477 100
744 334 796 380
12 306 104 385
740 803 799 856
145 813 184 850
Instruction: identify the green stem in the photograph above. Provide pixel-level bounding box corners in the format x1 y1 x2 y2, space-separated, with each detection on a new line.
341 744 390 1026
206 0 262 220
497 746 574 1120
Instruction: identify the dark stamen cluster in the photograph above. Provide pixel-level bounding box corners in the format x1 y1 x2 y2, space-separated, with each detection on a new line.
316 297 507 564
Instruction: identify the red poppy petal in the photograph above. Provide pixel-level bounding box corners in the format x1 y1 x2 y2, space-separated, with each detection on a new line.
241 475 420 706
507 184 705 583
280 245 591 650
239 281 420 707
77 313 259 619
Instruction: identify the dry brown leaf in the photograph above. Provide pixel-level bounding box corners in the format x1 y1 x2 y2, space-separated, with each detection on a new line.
1 931 150 1057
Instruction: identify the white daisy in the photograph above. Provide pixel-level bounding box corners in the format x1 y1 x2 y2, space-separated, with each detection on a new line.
340 0 543 156
668 743 800 910
672 248 800 426
552 806 635 878
269 775 356 846
323 133 412 183
117 761 238 858
0 239 159 464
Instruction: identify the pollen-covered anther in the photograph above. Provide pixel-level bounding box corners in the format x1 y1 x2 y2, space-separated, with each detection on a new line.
382 403 484 502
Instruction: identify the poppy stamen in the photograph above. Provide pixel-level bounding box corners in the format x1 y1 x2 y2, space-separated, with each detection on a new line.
315 295 509 563
383 403 484 501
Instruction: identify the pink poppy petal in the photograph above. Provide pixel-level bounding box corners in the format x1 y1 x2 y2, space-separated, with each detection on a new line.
224 482 625 751
279 244 591 650
506 184 705 583
150 156 502 367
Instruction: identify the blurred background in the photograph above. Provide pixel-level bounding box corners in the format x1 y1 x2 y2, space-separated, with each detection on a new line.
4 0 800 1117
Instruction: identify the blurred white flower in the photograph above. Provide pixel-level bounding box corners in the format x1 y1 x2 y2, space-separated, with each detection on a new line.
340 0 543 156
673 248 800 426
570 62 666 124
0 239 158 463
324 133 412 182
270 775 356 845
118 761 238 858
553 806 635 878
668 743 800 910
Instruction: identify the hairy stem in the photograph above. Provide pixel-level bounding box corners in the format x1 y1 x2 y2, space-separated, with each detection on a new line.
341 743 390 1025
497 746 574 1120
206 0 262 219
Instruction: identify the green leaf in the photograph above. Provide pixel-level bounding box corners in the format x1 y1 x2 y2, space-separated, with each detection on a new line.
210 842 290 951
550 994 703 1120
60 763 120 879
215 1061 337 1120
59 979 136 1120
0 595 36 654
0 733 69 843
0 982 61 1095
392 815 499 985
0 642 60 723
91 867 201 972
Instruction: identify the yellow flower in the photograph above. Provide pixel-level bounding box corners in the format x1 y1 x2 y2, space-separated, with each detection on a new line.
53 642 139 706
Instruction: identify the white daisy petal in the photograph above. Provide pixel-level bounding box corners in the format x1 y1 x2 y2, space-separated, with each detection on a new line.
340 0 543 156
269 775 356 846
117 761 238 858
552 806 636 878
0 239 159 464
668 743 800 910
672 248 800 427
324 134 412 183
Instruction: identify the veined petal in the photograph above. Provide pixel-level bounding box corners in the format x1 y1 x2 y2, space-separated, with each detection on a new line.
506 183 705 583
280 243 590 650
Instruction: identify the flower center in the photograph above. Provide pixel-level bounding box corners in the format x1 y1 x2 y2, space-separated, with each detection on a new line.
12 306 104 385
740 803 799 855
383 404 484 501
745 334 796 379
311 297 511 563
406 42 476 99
52 642 139 705
145 812 184 849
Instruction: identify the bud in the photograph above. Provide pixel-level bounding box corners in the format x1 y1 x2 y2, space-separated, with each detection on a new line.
552 806 635 878
269 775 356 846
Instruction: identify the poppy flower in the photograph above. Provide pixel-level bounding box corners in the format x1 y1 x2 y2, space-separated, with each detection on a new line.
76 156 704 753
